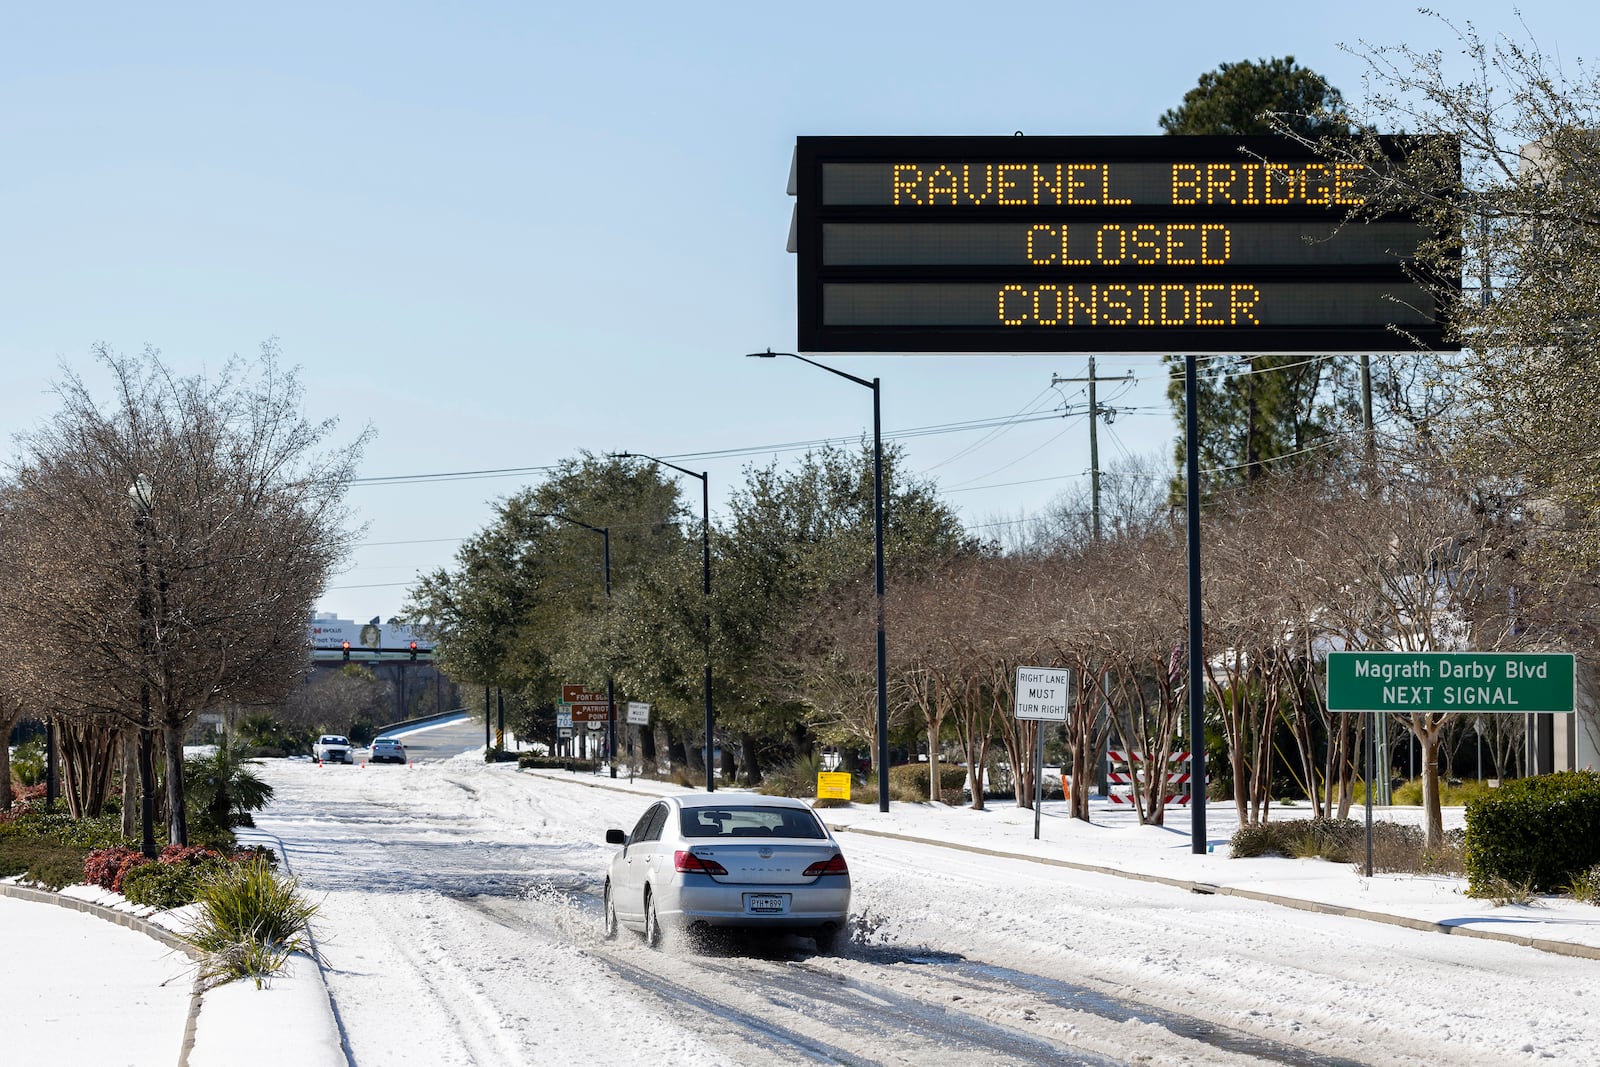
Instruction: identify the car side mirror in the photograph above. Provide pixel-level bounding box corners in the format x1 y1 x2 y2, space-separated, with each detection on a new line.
605 829 627 845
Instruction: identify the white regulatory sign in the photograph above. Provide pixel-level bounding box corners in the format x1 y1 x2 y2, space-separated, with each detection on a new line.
626 701 651 726
1014 666 1071 721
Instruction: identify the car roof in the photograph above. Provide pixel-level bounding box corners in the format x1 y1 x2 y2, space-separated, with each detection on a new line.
669 793 811 812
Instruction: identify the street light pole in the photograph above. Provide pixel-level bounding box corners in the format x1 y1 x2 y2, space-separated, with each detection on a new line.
128 474 158 859
536 512 616 778
618 453 715 792
748 349 889 813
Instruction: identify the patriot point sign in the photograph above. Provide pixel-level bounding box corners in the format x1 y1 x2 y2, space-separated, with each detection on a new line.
1326 651 1576 714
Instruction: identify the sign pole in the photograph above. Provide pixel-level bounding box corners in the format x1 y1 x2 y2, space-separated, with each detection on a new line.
1014 666 1071 841
1365 710 1375 877
1033 722 1046 840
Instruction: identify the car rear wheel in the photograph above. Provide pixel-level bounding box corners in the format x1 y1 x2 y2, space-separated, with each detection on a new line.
643 888 663 949
603 881 618 940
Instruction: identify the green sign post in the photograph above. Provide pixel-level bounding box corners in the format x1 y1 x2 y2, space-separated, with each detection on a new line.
1326 651 1575 713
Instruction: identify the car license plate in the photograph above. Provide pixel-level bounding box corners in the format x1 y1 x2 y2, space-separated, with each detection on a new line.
746 894 786 913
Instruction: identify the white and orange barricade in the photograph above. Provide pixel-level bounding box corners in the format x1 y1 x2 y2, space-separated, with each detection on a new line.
1105 750 1197 807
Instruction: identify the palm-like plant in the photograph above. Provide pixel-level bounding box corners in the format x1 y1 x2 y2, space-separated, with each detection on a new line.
185 733 275 835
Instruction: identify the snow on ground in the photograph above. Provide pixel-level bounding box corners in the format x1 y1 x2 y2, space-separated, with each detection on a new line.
0 893 192 1066
6 752 1599 1066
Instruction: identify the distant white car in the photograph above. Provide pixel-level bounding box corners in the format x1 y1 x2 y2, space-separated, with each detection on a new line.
603 794 851 951
313 735 353 764
369 737 408 764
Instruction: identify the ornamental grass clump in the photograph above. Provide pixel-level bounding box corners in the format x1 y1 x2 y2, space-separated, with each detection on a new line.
1569 864 1600 905
184 856 319 989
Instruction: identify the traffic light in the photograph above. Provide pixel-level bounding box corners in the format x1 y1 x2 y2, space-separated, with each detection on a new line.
342 640 350 662
409 641 418 661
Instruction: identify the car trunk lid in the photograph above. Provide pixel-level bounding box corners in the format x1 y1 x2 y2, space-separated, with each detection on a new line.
685 842 844 885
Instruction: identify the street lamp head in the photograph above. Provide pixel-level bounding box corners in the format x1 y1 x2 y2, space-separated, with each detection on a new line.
127 473 153 515
745 349 780 359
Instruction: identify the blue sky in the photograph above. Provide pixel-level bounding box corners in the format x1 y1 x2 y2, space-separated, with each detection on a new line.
2 2 1590 623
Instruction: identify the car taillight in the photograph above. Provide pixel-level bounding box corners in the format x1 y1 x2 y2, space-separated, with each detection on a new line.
674 851 728 875
803 853 849 877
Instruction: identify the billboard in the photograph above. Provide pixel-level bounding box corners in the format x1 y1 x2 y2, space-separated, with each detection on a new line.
307 613 430 651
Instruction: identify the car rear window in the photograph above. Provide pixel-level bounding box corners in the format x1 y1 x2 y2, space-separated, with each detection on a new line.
678 806 826 840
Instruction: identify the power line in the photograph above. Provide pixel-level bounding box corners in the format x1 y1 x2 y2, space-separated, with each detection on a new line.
345 406 1123 488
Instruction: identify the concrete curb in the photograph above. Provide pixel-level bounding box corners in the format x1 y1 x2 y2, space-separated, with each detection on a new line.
233 827 351 1067
830 825 1600 962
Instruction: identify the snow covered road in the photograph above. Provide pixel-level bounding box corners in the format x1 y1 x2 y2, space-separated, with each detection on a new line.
245 757 1599 1066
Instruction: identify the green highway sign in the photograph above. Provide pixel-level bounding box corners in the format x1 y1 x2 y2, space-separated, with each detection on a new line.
1326 651 1575 714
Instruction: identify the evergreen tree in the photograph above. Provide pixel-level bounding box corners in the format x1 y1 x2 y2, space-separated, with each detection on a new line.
1160 58 1354 497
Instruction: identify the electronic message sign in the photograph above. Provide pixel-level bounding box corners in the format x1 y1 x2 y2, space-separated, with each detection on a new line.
792 135 1459 354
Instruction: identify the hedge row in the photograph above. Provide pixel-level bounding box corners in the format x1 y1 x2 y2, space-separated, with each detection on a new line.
1465 771 1600 895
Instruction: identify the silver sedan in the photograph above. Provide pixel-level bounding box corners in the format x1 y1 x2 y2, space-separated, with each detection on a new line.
603 794 851 951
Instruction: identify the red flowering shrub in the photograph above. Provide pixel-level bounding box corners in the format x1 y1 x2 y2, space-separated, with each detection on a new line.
159 844 223 865
229 845 278 868
1 784 48 824
113 851 152 892
80 848 154 893
84 846 145 890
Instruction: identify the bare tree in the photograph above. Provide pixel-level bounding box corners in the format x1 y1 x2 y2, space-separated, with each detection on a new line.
1316 444 1521 846
3 344 364 845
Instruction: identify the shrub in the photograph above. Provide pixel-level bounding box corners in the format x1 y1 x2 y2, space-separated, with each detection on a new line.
1229 823 1277 858
1229 818 1464 875
1228 821 1305 859
1390 777 1496 807
123 854 231 909
2 810 132 851
185 857 319 989
84 846 146 891
518 754 598 773
9 739 46 786
886 763 969 803
0 783 46 825
0 836 90 889
756 754 823 798
1273 817 1363 862
84 843 278 906
231 844 279 869
1465 771 1600 896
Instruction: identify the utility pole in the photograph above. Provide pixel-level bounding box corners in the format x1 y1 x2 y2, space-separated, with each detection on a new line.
1051 358 1134 797
1052 357 1134 542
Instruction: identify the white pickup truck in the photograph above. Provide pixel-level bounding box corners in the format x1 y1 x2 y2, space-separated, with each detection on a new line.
313 734 354 764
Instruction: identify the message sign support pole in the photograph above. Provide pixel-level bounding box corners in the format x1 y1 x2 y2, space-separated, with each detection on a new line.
1185 355 1207 854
